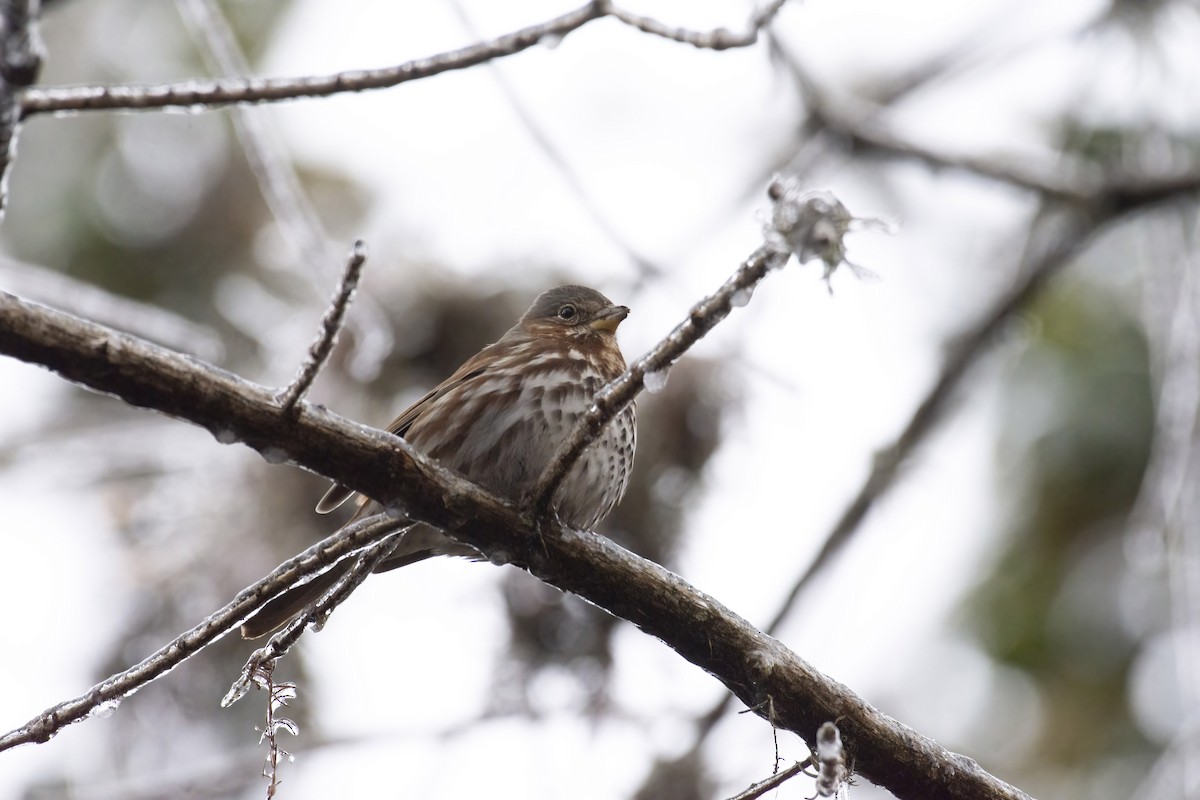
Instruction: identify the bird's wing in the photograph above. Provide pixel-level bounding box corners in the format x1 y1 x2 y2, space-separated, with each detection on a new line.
314 338 516 514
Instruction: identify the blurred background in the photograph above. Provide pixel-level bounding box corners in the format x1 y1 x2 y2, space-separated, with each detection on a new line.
1 0 1198 798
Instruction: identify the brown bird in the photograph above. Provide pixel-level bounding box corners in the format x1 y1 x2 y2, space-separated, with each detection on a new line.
241 285 637 638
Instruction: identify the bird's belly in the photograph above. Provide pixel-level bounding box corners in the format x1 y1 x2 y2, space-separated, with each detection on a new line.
430 367 634 529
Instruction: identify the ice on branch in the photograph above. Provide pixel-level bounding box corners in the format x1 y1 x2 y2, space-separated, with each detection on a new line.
816 721 849 798
765 176 895 292
643 368 670 394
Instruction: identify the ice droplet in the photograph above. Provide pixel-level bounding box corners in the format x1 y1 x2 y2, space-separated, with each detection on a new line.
222 683 248 707
730 287 753 307
817 721 842 759
261 447 288 465
384 502 408 519
643 369 669 394
271 718 299 737
540 32 563 49
88 699 121 719
213 427 238 444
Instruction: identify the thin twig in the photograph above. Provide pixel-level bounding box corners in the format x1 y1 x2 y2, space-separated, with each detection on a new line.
816 103 1093 202
760 207 1095 633
725 758 812 800
767 33 1090 203
531 243 789 515
223 527 407 707
446 0 665 279
677 207 1100 750
0 512 406 751
175 0 332 273
254 661 297 799
533 178 877 515
174 0 393 381
277 240 368 414
19 2 783 119
604 0 787 50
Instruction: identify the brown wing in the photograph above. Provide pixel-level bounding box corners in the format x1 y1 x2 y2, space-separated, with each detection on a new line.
314 336 515 514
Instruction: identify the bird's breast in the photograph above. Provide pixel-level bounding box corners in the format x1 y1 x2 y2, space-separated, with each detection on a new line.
406 345 634 529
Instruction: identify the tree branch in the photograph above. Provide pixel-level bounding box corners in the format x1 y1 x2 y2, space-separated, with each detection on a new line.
176 0 334 274
19 4 603 117
532 244 789 515
628 172 1200 794
277 240 367 414
0 278 1029 799
725 758 811 800
754 174 1200 647
603 0 787 50
0 511 408 751
223 524 407 708
18 1 785 119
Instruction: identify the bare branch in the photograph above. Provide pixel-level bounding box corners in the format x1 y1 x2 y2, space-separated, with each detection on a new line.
19 4 605 117
604 0 787 50
0 512 407 751
673 208 1103 760
176 0 333 273
534 180 884 514
175 0 394 381
629 172 1200 793
814 100 1092 202
724 758 811 800
223 525 407 708
0 254 225 361
18 2 784 119
766 33 1092 203
758 205 1098 640
253 661 297 799
531 243 789 516
446 0 666 279
0 282 1033 799
277 240 368 414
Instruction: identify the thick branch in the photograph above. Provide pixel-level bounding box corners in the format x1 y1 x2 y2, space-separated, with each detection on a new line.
0 289 1029 800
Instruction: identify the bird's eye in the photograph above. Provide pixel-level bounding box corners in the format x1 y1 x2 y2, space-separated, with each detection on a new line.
558 304 577 321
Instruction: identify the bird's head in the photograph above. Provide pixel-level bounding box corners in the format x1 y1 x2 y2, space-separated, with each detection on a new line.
520 285 630 340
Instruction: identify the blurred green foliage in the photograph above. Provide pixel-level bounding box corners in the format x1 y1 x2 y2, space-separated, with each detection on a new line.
968 278 1157 797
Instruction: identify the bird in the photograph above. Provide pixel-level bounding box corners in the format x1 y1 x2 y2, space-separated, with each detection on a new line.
241 285 637 638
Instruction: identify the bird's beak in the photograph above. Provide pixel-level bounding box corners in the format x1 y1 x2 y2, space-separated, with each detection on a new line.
589 304 630 334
